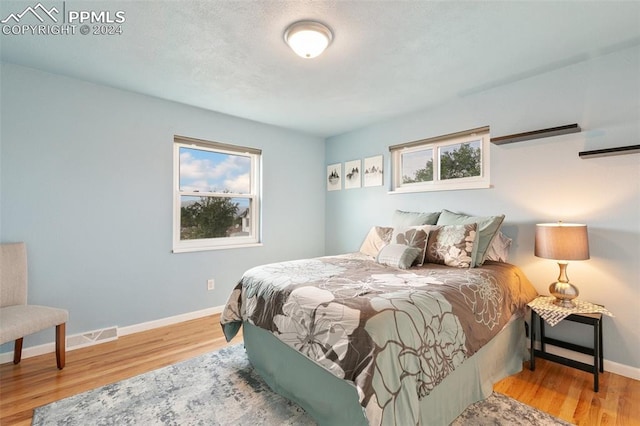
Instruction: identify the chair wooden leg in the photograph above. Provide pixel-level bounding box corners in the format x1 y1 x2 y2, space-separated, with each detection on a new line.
13 337 23 364
56 323 66 370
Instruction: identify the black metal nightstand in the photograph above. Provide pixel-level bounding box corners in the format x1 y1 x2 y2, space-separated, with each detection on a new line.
530 308 604 392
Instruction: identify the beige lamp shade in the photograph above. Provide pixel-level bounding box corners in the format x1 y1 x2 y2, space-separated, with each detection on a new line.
535 223 590 261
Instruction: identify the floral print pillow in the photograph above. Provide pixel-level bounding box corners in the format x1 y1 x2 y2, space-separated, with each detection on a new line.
391 225 430 266
424 224 478 268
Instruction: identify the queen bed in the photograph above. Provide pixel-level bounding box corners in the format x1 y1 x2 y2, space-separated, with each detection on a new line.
221 211 538 425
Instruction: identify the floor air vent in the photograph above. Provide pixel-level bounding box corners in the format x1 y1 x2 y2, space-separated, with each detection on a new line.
67 327 118 349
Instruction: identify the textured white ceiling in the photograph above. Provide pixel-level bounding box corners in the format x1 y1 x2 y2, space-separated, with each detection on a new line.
1 1 639 137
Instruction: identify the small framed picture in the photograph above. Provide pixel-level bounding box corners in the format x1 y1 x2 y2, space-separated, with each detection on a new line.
327 163 342 191
364 155 383 187
344 159 361 189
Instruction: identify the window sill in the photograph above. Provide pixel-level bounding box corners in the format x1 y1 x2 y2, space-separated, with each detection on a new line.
172 242 263 253
389 180 491 194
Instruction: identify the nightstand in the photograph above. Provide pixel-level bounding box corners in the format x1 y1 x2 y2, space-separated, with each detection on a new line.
529 297 606 392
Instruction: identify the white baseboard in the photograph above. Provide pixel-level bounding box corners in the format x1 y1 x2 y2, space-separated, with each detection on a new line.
118 305 224 336
532 342 640 381
0 305 225 365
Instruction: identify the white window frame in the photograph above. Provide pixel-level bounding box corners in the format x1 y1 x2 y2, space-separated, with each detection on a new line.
390 126 490 193
173 135 262 253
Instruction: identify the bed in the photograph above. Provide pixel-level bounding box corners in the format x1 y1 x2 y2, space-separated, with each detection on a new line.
220 212 538 425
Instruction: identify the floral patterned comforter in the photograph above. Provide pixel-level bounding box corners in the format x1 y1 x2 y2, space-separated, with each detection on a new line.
220 253 537 425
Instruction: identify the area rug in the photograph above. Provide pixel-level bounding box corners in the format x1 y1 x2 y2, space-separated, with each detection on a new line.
32 344 572 425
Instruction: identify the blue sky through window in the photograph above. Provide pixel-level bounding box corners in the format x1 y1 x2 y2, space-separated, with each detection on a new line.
402 149 433 178
179 147 251 193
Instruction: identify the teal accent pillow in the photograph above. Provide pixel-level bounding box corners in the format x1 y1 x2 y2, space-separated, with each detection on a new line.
376 244 422 269
436 209 505 266
392 210 440 227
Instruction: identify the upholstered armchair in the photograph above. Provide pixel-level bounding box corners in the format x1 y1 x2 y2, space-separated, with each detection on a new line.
0 242 68 369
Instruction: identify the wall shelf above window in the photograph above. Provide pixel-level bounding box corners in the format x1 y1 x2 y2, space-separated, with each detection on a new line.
578 144 640 159
490 124 581 145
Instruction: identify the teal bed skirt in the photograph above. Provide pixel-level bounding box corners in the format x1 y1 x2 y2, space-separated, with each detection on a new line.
243 316 528 426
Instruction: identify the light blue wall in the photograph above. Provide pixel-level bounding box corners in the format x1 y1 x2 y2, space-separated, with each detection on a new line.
325 46 640 370
0 62 325 348
2 45 639 374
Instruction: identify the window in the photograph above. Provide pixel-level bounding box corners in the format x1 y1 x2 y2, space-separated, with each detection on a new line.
390 126 490 193
173 135 261 252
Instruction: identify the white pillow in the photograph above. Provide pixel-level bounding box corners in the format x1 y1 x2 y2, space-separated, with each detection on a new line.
485 231 512 262
359 226 393 257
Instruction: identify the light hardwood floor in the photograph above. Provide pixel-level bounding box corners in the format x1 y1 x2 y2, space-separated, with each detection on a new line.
1 314 638 425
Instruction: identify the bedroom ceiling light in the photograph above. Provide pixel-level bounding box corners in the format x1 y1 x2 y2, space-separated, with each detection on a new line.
284 20 333 59
535 222 590 308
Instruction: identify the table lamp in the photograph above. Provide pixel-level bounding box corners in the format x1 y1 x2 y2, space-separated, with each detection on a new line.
535 222 590 308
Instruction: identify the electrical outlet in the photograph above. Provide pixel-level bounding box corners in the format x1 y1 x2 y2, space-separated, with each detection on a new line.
207 279 215 290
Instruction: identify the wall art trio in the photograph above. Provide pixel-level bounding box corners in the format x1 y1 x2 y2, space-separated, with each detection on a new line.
327 155 383 191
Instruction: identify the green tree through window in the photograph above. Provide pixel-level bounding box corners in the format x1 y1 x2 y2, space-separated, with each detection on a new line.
403 143 480 183
440 143 481 180
180 196 239 240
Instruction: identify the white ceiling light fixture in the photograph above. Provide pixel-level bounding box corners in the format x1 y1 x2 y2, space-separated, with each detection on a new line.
284 20 333 59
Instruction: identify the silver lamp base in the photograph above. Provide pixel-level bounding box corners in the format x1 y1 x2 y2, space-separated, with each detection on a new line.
549 281 579 308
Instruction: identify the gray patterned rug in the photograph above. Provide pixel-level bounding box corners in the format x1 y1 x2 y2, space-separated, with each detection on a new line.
32 344 572 425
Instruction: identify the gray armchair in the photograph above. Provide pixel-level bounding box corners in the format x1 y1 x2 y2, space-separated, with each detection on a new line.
0 242 68 369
